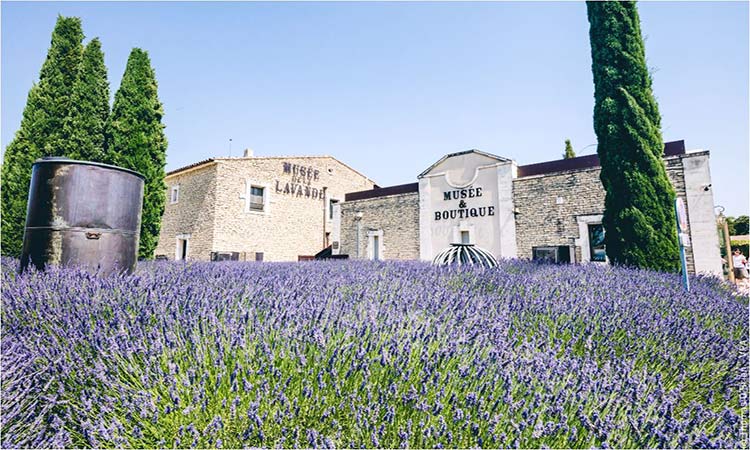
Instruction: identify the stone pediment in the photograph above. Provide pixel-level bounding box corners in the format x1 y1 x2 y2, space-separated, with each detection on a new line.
418 149 511 187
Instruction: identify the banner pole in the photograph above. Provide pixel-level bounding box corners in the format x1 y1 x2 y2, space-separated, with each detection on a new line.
675 199 690 292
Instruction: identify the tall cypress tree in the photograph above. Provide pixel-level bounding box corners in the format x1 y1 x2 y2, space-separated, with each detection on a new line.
61 38 111 163
587 1 679 272
1 16 83 257
563 139 576 159
107 48 167 260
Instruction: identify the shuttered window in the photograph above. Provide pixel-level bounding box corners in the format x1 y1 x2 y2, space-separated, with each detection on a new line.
249 186 264 211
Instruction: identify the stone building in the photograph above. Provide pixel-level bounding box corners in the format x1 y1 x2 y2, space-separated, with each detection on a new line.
155 151 376 261
333 140 723 275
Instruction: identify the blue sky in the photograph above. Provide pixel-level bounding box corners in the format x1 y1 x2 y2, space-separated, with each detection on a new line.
2 1 748 216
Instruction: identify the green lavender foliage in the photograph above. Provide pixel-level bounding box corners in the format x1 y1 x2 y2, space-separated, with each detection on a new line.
107 48 167 259
60 38 111 163
586 1 680 272
1 16 84 257
563 139 576 159
2 260 747 448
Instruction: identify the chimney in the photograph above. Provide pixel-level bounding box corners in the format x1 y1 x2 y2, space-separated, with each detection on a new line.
243 148 253 158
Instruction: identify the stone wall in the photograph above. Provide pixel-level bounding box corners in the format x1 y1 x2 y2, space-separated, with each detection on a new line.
512 154 697 272
209 156 375 262
155 163 218 259
156 156 374 261
340 192 420 260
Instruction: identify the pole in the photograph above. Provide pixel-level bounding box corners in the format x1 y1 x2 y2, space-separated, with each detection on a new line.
675 199 690 291
721 214 735 283
678 237 690 292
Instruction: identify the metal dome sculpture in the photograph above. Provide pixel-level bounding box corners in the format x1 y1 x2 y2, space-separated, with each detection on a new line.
432 243 498 268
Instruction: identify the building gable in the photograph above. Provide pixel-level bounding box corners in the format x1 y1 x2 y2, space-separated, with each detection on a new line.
419 149 511 182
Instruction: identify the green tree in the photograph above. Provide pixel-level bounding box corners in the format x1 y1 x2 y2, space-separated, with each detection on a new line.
107 48 167 259
61 38 111 163
563 139 576 159
1 16 84 257
587 1 679 272
727 215 749 236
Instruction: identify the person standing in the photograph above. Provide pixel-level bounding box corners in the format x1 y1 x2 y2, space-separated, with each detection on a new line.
732 249 748 282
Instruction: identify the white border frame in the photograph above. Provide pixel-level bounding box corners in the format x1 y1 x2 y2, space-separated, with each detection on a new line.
367 229 384 260
175 233 191 260
240 178 271 216
170 185 180 204
452 221 476 245
574 215 607 263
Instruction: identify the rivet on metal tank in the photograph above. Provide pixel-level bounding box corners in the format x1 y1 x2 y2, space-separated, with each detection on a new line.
19 157 145 275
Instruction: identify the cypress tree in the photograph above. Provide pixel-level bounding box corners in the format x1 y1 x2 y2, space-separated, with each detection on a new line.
107 48 167 259
1 16 83 257
563 139 576 159
587 1 679 272
61 38 111 163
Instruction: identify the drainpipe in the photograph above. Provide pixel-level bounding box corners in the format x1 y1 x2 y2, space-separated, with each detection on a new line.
354 212 363 258
322 186 328 249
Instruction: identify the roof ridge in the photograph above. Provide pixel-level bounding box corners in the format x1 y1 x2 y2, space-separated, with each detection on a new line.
165 154 377 185
419 149 511 178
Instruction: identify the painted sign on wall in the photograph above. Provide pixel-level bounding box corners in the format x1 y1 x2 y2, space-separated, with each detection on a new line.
434 186 496 221
275 162 326 200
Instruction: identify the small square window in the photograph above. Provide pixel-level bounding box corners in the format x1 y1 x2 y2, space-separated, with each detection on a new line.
170 186 180 204
460 230 470 244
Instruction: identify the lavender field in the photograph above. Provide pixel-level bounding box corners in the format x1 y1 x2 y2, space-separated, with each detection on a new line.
1 258 748 448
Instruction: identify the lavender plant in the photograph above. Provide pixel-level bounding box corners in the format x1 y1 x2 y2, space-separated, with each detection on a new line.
1 258 747 448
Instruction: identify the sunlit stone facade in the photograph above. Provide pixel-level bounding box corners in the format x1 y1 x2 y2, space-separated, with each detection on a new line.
334 141 722 275
156 153 376 262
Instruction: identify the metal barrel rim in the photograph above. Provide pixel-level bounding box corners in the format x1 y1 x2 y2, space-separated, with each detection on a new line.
33 157 146 180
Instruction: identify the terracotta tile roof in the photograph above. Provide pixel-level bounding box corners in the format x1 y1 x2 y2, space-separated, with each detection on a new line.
165 158 216 177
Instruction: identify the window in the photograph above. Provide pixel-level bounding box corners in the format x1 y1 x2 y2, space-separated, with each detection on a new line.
532 246 572 264
453 225 474 245
170 185 180 204
367 230 383 261
249 186 264 211
242 180 268 214
533 246 558 262
575 214 605 264
175 234 190 260
588 224 606 262
372 235 380 260
329 199 339 220
255 252 264 262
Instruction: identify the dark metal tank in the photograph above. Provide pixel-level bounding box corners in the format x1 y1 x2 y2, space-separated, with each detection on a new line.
20 158 145 275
